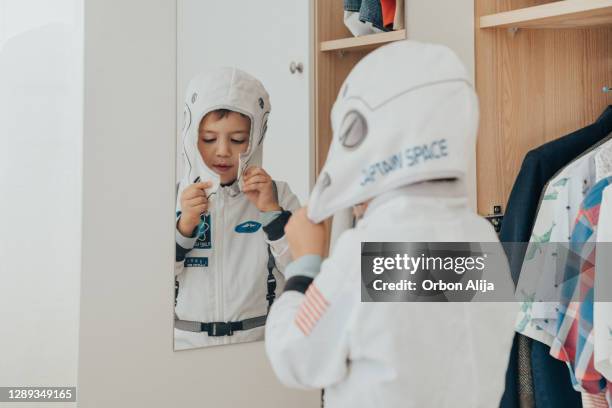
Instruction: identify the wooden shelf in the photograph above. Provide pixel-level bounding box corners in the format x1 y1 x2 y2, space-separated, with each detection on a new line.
480 0 612 29
320 29 407 52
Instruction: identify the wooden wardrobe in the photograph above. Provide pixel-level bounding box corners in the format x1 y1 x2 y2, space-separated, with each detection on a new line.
476 0 612 217
313 0 612 220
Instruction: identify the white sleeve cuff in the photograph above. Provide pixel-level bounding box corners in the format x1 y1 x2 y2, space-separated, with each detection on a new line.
284 255 323 281
259 210 283 227
176 224 197 250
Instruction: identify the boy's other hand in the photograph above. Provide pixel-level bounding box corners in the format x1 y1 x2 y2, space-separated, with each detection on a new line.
242 167 281 212
284 207 326 259
178 181 212 237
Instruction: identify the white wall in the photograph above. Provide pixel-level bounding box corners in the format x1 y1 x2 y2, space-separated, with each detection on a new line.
0 1 82 406
405 0 477 210
78 0 317 406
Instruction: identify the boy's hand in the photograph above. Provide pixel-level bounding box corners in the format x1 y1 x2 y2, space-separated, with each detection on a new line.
177 181 212 237
284 207 326 259
242 167 281 212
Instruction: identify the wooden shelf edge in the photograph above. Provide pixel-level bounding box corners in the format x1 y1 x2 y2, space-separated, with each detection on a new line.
320 29 407 52
480 0 612 29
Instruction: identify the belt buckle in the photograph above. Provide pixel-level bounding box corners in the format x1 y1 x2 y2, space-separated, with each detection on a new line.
209 321 233 336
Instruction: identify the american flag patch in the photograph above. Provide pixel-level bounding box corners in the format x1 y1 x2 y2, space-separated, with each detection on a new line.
294 284 329 336
581 392 609 408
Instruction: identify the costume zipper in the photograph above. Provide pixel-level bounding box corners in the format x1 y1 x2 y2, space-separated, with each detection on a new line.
219 190 225 325
212 194 220 323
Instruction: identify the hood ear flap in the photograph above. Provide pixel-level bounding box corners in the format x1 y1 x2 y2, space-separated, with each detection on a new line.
183 104 192 132
339 110 368 149
258 112 270 147
260 121 268 145
181 103 194 180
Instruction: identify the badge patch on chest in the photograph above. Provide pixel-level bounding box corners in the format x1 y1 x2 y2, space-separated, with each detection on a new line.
194 214 212 249
235 220 262 233
184 257 208 267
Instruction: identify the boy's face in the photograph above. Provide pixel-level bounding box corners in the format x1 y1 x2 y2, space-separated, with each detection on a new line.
198 111 251 184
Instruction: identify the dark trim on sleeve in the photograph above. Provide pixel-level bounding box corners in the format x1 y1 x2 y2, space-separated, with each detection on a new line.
283 275 313 294
176 243 191 262
175 215 198 262
263 210 292 241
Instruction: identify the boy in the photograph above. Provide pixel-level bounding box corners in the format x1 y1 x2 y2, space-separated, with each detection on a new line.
174 67 299 350
265 41 517 407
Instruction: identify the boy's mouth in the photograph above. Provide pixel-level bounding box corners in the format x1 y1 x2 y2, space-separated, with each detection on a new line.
212 164 233 173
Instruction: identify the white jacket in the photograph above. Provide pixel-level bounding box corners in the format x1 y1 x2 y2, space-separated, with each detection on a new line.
266 182 517 407
174 181 299 350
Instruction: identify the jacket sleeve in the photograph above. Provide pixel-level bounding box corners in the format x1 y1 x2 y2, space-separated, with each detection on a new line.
174 214 198 276
263 181 302 274
175 181 192 276
265 252 354 389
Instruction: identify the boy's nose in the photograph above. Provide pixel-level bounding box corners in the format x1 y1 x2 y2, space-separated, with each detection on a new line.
216 138 231 157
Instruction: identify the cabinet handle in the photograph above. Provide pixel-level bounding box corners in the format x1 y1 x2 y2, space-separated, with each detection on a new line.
289 61 304 74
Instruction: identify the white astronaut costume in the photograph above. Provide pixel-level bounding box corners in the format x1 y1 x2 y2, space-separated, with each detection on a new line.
265 41 518 407
174 67 299 350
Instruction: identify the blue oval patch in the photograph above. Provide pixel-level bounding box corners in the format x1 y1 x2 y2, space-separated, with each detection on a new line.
235 221 262 234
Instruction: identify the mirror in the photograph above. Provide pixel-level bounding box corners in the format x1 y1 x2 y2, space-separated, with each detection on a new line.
174 0 310 350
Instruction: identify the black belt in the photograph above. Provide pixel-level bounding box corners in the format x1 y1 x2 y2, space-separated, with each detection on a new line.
202 321 241 337
174 315 267 336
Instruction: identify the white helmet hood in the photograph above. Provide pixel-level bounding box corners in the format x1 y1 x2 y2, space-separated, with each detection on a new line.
307 41 479 223
180 67 271 195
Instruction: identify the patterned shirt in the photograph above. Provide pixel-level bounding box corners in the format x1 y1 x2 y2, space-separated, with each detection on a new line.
516 152 597 345
550 177 612 395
